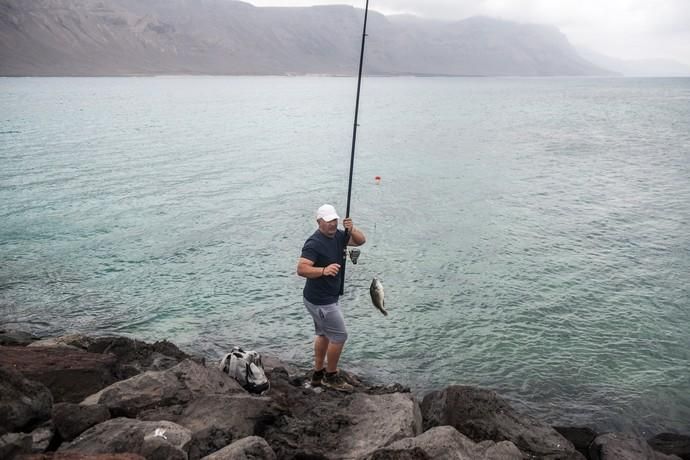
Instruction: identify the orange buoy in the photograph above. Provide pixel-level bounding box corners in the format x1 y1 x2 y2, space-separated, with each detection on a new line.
375 175 381 185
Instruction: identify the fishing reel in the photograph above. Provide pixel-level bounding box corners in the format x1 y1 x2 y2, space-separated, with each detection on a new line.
349 248 361 264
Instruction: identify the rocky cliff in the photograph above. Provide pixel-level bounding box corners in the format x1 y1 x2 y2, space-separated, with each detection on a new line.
0 0 613 76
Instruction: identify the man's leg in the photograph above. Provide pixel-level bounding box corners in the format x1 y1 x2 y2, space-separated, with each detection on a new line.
325 341 344 373
314 335 329 370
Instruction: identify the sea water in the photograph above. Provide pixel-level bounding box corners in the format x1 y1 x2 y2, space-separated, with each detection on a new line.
1 76 689 434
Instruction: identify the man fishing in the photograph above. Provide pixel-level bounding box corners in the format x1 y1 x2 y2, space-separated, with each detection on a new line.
297 204 366 392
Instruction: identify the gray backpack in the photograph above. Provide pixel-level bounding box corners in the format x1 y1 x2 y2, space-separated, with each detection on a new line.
219 347 270 394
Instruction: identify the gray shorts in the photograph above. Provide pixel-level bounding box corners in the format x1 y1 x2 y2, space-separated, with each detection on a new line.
303 297 348 344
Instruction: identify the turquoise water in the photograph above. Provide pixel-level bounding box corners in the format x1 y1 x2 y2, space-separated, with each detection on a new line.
1 76 689 434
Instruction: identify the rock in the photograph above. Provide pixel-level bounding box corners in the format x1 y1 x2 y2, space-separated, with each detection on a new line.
0 365 53 435
648 433 690 460
264 385 422 459
23 453 146 459
140 435 186 460
365 383 412 395
0 432 33 459
59 418 192 458
27 334 193 380
28 334 96 350
53 403 111 442
82 359 245 418
39 455 142 459
260 354 302 378
0 346 117 403
555 426 598 458
30 423 55 452
86 336 193 379
421 385 583 460
201 436 276 460
0 328 40 346
363 425 522 459
590 432 683 460
139 394 284 459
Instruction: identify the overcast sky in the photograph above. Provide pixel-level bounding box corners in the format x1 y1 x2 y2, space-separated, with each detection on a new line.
247 0 690 66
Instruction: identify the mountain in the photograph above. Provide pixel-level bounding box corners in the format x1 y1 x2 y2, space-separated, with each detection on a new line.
577 48 690 77
0 0 613 77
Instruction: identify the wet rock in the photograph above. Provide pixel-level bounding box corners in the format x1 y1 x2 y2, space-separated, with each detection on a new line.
86 336 194 379
0 365 53 435
648 433 690 460
53 403 111 442
555 425 598 458
590 432 683 460
366 383 411 395
28 334 96 350
82 359 244 418
59 418 191 459
0 346 117 403
363 425 522 460
27 334 194 380
200 436 276 460
0 328 40 346
421 385 584 460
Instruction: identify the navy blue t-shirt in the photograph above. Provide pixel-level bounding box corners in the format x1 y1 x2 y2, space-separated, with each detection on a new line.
301 229 347 305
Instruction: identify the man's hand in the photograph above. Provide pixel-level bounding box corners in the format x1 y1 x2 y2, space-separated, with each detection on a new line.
323 263 341 276
343 217 366 246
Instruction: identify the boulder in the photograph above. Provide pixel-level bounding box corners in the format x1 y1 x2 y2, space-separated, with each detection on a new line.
28 334 96 350
27 334 194 380
260 354 302 378
30 422 55 453
421 385 583 460
0 328 40 346
86 336 194 379
82 359 245 418
0 366 53 435
200 436 276 460
555 426 598 458
53 403 111 442
590 432 682 460
138 394 284 459
363 425 522 459
264 376 422 460
0 432 33 459
59 418 192 459
23 454 146 459
0 346 117 403
23 454 145 460
648 433 690 460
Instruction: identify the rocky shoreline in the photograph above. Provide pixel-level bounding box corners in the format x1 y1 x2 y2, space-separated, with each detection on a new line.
1 329 688 460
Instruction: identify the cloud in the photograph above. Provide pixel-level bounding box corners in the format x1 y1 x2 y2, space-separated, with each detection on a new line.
246 0 690 65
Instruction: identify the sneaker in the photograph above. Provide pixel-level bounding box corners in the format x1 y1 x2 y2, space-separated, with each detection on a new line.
322 371 354 393
310 368 325 387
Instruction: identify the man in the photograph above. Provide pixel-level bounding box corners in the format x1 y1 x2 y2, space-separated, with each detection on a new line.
297 204 366 392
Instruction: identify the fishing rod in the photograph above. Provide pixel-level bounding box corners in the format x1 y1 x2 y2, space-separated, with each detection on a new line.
340 0 370 295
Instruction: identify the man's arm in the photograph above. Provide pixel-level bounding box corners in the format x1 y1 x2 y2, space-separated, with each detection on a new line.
297 257 341 278
343 218 366 246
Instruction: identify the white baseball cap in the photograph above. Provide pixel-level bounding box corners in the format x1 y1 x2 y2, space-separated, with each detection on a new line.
316 204 340 222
